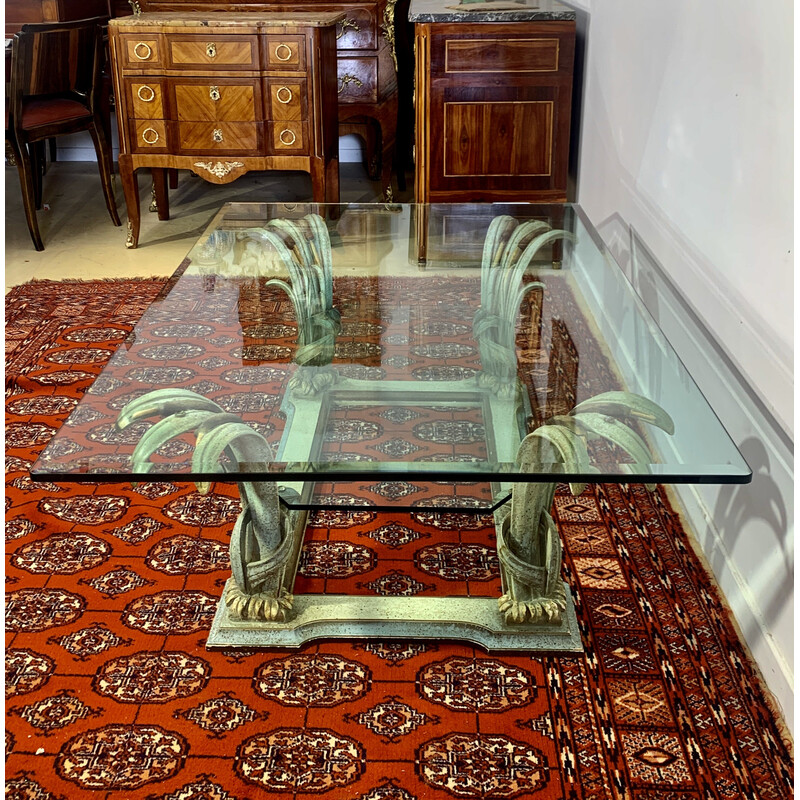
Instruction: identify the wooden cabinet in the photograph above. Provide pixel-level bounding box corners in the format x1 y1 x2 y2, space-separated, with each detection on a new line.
130 0 400 195
5 0 109 35
414 18 575 203
109 12 342 248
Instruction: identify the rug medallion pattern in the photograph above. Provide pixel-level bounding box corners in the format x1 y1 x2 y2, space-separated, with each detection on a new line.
5 279 792 799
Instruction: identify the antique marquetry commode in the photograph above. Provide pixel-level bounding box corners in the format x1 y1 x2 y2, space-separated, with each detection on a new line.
109 12 343 248
127 0 402 196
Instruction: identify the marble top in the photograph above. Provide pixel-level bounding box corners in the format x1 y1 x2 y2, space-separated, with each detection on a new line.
409 0 575 23
110 11 346 28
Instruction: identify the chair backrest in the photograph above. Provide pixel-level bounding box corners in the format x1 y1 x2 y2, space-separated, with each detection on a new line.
9 17 108 124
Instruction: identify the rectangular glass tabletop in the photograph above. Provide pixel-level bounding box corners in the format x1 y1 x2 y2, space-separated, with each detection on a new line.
32 202 751 506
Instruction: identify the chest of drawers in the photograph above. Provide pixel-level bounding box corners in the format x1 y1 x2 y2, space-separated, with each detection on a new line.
109 12 342 247
130 0 400 196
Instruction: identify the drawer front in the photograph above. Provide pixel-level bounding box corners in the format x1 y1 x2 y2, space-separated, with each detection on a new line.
258 2 381 51
265 36 306 71
334 5 379 51
120 34 163 68
174 81 259 122
300 4 378 51
445 37 560 73
268 120 306 153
267 80 307 121
126 80 165 119
336 57 378 104
168 36 260 70
178 120 260 152
131 119 169 153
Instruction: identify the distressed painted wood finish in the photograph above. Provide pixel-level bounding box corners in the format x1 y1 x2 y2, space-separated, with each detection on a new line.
415 20 575 203
110 13 342 247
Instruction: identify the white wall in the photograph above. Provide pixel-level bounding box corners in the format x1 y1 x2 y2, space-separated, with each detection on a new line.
570 0 794 729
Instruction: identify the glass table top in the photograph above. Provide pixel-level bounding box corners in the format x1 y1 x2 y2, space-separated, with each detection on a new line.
32 202 751 510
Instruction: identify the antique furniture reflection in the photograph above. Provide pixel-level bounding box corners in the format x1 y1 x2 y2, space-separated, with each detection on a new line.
129 0 401 197
411 0 576 204
7 17 121 250
109 11 342 248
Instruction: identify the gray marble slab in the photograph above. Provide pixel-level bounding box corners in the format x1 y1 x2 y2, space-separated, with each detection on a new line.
409 0 575 23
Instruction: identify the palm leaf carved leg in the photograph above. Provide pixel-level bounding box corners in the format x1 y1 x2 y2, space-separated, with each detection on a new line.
225 480 305 622
495 390 674 626
495 478 566 625
116 388 303 622
218 448 304 623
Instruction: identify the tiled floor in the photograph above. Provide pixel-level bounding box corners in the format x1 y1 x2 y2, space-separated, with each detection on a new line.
5 161 407 291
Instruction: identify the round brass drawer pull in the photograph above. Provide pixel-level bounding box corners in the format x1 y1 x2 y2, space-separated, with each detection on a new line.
279 128 296 146
213 128 224 143
142 127 159 144
275 43 293 61
137 85 155 102
133 42 152 60
276 86 293 104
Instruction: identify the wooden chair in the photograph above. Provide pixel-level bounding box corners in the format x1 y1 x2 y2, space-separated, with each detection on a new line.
7 17 121 251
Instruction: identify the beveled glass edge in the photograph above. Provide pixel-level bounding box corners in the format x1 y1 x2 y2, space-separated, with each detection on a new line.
30 460 753 484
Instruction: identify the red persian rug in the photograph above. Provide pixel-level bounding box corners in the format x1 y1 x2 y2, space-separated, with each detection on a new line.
5 279 793 800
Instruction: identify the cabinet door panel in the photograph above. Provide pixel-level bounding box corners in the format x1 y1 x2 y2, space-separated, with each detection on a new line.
428 82 569 195
444 100 552 177
173 81 259 121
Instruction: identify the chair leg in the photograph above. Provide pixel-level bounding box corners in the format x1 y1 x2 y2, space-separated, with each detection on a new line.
30 141 45 210
12 140 44 251
88 121 122 227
